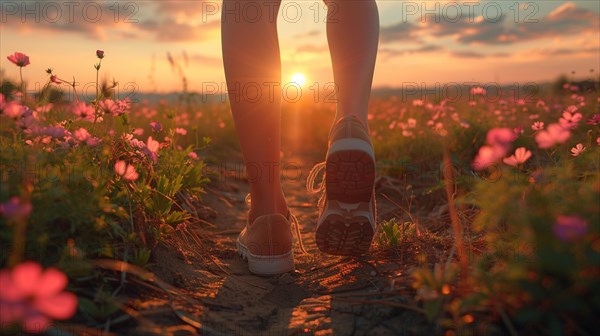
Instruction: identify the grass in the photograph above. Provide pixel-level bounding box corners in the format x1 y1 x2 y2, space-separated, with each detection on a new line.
1 52 599 335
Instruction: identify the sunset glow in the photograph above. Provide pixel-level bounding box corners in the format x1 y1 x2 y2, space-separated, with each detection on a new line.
290 73 307 87
1 1 598 92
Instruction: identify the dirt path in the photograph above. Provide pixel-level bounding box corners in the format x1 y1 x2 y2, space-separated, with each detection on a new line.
128 155 440 335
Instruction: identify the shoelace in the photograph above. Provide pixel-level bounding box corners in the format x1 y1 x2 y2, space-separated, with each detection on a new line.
245 194 309 255
306 161 326 194
306 161 327 210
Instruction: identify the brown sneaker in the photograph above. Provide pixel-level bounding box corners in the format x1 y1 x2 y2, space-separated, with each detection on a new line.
236 213 295 275
306 115 377 256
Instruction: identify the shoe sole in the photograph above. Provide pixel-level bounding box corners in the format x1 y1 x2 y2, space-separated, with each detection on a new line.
315 211 375 256
316 138 376 256
236 238 294 275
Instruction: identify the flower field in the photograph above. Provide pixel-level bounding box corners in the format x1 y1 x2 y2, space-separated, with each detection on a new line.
1 51 598 335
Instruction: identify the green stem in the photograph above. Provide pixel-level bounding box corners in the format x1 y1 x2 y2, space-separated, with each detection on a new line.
93 59 102 124
62 76 80 102
19 67 25 102
125 186 135 234
96 67 100 101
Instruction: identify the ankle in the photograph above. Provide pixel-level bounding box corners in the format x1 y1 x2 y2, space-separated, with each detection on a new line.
248 189 288 223
250 205 288 222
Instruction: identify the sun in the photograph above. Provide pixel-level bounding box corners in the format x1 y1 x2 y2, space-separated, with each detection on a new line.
290 73 306 86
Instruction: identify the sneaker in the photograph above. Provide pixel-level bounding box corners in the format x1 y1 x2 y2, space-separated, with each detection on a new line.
236 213 294 275
307 115 377 256
236 196 308 275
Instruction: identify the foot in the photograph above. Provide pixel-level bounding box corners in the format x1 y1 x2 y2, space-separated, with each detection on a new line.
307 115 376 256
236 212 295 275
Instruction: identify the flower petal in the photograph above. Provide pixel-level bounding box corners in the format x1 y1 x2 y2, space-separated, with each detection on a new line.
35 268 68 298
0 269 22 301
503 156 518 167
114 161 126 176
35 292 78 320
12 262 43 296
535 131 554 149
124 165 139 181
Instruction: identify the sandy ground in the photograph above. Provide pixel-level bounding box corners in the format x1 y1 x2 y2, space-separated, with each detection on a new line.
115 155 454 336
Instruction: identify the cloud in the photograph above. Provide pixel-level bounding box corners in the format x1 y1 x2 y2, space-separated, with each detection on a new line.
293 30 321 39
140 19 220 42
380 45 512 60
0 1 220 42
380 2 599 46
521 47 600 58
380 22 422 43
450 50 485 58
154 0 211 18
379 44 442 58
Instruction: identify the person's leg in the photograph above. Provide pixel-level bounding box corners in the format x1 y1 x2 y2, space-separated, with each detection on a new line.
221 0 287 221
308 0 379 256
326 0 379 126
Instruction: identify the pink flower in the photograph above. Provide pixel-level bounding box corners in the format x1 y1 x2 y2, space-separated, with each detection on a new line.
129 138 145 148
558 110 582 130
50 75 61 84
145 136 159 163
486 128 514 149
2 101 27 119
35 104 53 114
402 130 414 137
535 123 571 149
513 127 524 137
86 138 100 146
40 126 66 138
73 128 91 142
116 98 131 114
471 87 486 96
114 161 139 181
133 128 144 136
149 121 162 132
96 50 104 59
503 147 532 167
472 145 506 171
587 114 600 125
7 52 30 67
553 215 588 242
0 197 32 219
98 99 119 115
570 143 586 157
71 102 95 122
175 128 187 135
407 118 417 128
531 121 544 131
188 151 199 160
472 128 518 170
16 110 38 130
597 137 600 146
73 128 99 146
565 105 578 113
412 99 424 107
146 136 159 153
0 262 78 333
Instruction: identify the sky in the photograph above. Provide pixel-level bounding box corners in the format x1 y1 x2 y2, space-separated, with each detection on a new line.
1 0 599 94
